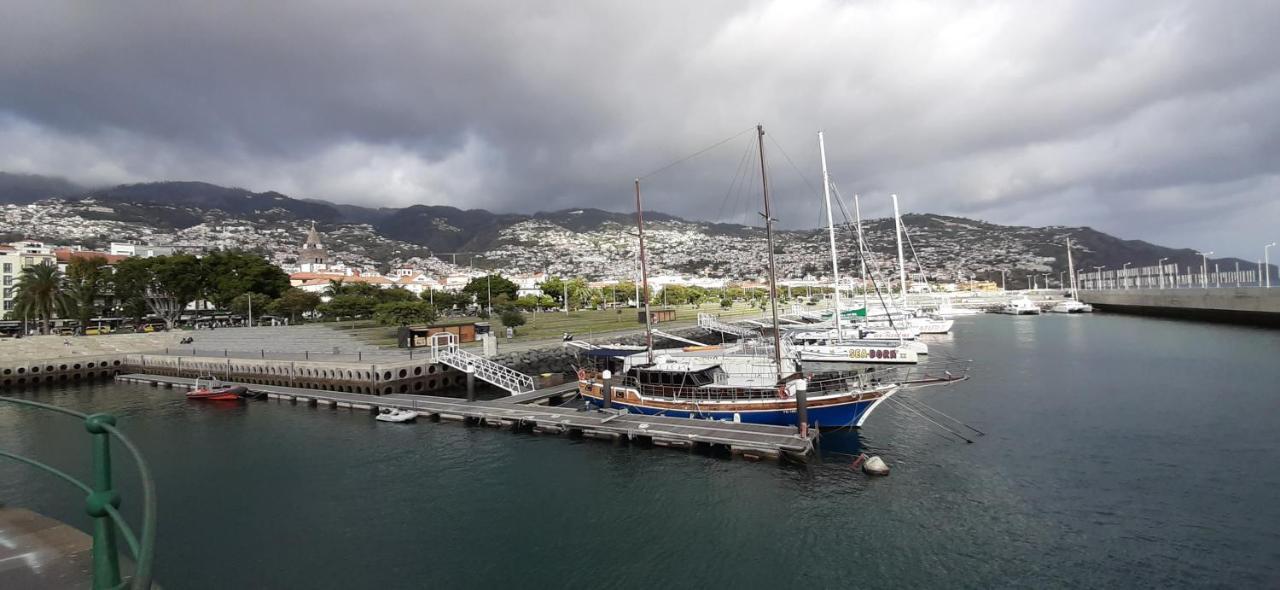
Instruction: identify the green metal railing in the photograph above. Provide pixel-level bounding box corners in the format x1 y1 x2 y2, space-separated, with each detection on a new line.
0 396 156 589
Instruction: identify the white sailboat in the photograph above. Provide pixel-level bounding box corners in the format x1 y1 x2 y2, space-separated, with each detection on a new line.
1049 237 1093 313
787 132 920 366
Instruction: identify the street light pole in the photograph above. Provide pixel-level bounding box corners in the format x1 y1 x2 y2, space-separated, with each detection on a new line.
1196 251 1213 288
1266 242 1276 288
1157 258 1168 289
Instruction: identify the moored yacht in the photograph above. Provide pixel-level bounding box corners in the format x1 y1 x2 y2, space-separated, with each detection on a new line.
1049 300 1093 313
998 297 1041 315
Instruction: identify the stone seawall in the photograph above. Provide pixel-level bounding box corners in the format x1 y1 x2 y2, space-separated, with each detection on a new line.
0 355 128 389
0 326 716 393
121 354 468 395
1078 288 1280 326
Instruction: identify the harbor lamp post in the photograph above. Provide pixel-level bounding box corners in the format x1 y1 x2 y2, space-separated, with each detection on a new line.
1158 258 1168 289
1093 266 1105 290
1266 242 1276 288
1000 269 1008 291
1122 262 1131 290
1026 274 1033 291
1059 271 1065 288
1042 274 1050 290
1196 251 1213 288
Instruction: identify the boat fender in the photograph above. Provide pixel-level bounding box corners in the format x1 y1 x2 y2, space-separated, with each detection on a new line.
863 455 890 476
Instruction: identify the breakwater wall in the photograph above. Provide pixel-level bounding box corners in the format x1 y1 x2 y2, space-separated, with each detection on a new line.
1078 288 1280 326
0 327 713 393
0 354 128 389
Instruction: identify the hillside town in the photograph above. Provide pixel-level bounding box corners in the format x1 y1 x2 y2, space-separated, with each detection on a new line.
0 196 1080 303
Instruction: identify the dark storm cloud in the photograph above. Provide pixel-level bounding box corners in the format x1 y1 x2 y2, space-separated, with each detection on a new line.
2 0 1279 257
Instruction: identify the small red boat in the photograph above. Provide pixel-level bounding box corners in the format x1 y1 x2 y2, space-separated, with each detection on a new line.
187 378 248 401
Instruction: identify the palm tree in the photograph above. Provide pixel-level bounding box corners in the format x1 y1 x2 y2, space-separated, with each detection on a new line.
324 279 346 298
13 263 70 335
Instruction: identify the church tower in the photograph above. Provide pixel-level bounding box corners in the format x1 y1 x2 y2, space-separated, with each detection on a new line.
299 222 330 271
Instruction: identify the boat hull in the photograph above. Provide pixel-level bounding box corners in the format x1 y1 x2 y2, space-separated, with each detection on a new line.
579 381 895 428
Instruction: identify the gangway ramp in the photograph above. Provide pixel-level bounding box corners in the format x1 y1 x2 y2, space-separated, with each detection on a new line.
697 313 755 338
430 332 535 395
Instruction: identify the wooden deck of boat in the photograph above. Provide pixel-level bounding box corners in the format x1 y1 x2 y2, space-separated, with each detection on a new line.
116 374 814 459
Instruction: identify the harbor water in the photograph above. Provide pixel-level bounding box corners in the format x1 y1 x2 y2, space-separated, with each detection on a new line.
3 314 1279 588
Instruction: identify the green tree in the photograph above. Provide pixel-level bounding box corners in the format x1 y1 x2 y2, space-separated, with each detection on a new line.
462 274 519 306
12 263 70 334
110 258 151 326
229 292 275 320
719 297 732 309
64 255 110 328
324 279 347 297
201 250 289 309
318 294 376 320
499 308 526 334
344 282 383 299
422 289 466 310
539 277 565 304
373 300 437 326
375 287 416 304
514 295 542 311
268 289 322 323
146 254 206 329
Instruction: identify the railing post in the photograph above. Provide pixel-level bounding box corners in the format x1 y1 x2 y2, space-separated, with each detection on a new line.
84 413 122 589
466 365 476 402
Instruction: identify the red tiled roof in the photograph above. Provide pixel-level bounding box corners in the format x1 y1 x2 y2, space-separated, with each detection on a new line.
53 249 128 264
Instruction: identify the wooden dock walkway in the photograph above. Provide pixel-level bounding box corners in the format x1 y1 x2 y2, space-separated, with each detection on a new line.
116 374 814 460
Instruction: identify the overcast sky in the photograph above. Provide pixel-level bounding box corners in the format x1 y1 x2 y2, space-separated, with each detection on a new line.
2 1 1278 258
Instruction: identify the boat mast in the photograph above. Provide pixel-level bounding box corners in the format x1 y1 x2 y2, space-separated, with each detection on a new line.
1066 237 1078 300
756 125 784 381
892 194 907 309
635 179 654 364
818 132 843 341
854 193 868 311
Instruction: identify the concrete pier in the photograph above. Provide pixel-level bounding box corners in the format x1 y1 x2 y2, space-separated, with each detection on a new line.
115 374 816 461
1078 287 1280 325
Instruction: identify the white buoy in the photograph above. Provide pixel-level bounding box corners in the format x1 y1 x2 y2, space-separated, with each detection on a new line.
862 455 890 476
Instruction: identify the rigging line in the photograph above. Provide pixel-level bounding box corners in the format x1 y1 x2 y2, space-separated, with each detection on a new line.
886 395 974 443
638 126 756 180
767 133 822 200
894 394 986 436
715 136 757 226
900 221 932 290
830 187 905 336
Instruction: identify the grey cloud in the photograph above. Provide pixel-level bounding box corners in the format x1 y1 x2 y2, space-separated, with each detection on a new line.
1 0 1278 257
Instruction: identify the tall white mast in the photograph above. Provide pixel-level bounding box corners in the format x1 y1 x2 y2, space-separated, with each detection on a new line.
853 194 868 311
892 194 907 309
818 132 842 341
1066 237 1078 300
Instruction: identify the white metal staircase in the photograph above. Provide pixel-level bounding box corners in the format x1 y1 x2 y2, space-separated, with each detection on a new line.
429 332 535 395
697 313 756 338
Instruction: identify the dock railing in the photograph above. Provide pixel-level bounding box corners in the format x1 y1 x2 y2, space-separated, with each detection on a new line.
430 332 535 395
0 396 156 589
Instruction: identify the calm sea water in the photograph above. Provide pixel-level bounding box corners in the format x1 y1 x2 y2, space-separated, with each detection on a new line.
3 314 1280 588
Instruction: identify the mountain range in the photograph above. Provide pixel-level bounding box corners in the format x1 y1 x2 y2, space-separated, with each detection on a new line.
0 172 1269 288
